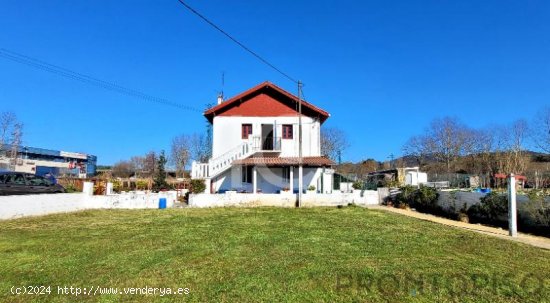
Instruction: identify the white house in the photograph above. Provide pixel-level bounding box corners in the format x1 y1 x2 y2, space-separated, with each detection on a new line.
191 81 335 194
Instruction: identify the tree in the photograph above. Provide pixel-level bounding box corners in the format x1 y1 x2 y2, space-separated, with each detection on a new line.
129 156 145 178
531 106 550 153
0 111 23 160
170 134 190 178
112 161 135 178
401 135 429 168
320 127 349 162
153 150 169 191
143 151 157 178
190 133 210 162
423 117 470 173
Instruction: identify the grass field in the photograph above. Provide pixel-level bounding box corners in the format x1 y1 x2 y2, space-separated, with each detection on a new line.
1 207 549 302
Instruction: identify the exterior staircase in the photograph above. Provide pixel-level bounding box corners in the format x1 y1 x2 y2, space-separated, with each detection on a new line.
191 136 281 179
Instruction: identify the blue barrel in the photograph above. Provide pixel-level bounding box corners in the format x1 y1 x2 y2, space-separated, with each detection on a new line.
159 198 167 209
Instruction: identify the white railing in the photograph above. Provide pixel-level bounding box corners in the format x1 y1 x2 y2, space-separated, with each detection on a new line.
191 161 209 179
191 135 284 179
209 141 253 177
251 136 282 152
191 140 255 179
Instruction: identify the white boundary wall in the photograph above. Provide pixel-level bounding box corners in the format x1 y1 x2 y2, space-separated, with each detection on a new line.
0 191 177 220
189 190 379 208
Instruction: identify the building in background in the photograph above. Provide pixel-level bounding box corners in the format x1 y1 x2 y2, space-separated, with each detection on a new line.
0 146 97 178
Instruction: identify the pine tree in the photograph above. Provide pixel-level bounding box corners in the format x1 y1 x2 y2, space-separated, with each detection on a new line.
153 150 169 191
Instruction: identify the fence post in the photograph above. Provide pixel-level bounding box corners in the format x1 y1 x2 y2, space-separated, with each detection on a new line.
507 174 517 237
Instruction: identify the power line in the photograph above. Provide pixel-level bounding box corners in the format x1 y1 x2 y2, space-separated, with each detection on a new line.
176 0 299 84
0 48 201 112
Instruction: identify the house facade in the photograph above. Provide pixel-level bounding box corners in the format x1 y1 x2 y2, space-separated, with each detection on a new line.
191 81 335 194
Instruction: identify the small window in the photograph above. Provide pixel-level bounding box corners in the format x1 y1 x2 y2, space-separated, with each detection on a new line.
282 124 293 139
282 167 290 183
242 166 253 183
242 124 252 139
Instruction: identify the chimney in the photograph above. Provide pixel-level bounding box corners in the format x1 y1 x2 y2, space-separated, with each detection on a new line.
217 93 224 105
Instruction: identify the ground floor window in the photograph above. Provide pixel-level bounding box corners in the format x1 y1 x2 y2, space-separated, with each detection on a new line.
242 166 253 183
282 167 290 183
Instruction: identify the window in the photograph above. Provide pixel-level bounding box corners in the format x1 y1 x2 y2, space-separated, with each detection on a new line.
26 175 52 186
6 174 26 185
242 124 252 139
242 166 253 183
282 167 290 183
282 124 293 139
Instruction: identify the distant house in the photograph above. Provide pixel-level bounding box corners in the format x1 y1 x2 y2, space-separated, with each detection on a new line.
191 81 334 193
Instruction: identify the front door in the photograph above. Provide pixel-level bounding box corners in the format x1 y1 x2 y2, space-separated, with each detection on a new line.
261 124 274 150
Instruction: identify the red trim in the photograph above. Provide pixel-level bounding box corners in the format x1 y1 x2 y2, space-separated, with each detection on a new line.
494 173 527 180
204 81 330 123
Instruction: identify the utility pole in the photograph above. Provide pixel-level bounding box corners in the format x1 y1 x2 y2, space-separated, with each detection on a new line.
298 81 303 207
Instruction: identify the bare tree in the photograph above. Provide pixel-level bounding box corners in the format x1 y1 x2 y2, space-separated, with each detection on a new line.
129 156 145 178
320 127 349 162
143 151 157 177
112 161 136 178
0 112 23 164
531 106 550 153
189 133 211 163
492 120 529 174
402 135 429 168
170 134 190 178
424 117 470 173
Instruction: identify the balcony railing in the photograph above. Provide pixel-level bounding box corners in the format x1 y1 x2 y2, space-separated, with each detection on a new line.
251 136 281 152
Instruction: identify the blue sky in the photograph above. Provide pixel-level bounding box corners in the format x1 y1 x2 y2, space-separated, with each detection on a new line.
1 0 548 165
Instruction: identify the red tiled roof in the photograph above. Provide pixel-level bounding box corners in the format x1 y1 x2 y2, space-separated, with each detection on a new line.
233 156 334 166
204 81 330 123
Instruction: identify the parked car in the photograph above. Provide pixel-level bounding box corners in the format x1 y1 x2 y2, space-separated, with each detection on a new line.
0 172 66 195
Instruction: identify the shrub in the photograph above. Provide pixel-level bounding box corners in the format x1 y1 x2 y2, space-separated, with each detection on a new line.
190 179 206 194
522 190 550 226
308 185 316 191
136 180 148 190
65 184 80 193
394 186 439 212
110 180 122 193
468 192 508 224
352 181 363 190
394 185 416 207
411 186 438 211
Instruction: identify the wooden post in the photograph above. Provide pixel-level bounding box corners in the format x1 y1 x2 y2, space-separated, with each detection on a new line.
508 174 517 237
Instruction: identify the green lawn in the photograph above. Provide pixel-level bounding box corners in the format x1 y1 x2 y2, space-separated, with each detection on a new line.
0 207 548 302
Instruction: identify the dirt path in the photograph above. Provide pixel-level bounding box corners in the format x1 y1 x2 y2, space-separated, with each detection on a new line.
366 205 550 250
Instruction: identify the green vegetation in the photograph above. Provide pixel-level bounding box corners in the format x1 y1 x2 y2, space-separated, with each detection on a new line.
152 150 169 192
393 186 439 213
1 207 548 302
190 179 206 194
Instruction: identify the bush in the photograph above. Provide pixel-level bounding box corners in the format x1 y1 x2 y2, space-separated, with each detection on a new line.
190 179 206 194
110 180 122 193
393 186 439 212
307 185 316 191
352 181 363 190
468 192 508 224
522 190 550 226
136 180 148 190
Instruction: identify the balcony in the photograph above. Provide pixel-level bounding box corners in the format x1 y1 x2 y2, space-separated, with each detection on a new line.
251 136 281 152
